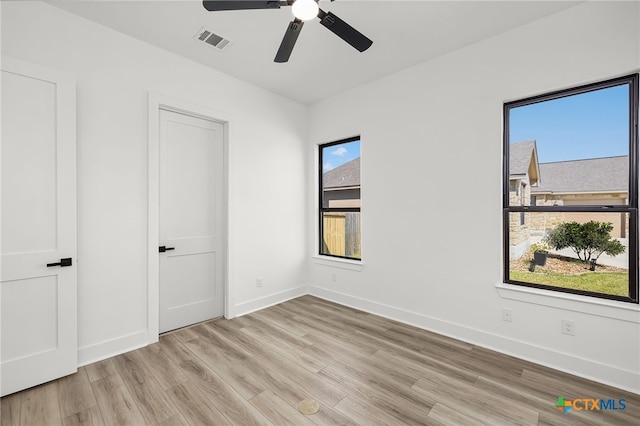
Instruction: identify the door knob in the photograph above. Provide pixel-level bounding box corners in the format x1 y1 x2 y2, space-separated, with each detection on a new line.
47 258 72 267
159 246 175 253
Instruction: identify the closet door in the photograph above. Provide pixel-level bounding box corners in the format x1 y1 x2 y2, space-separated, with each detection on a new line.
1 56 77 396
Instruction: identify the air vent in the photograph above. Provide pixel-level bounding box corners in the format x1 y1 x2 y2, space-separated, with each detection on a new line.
194 27 232 51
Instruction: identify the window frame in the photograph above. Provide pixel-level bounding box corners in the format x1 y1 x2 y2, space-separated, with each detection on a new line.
503 74 639 303
318 136 361 261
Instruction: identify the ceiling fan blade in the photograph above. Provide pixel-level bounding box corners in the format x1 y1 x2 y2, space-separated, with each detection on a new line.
203 0 284 12
274 19 304 63
318 10 372 52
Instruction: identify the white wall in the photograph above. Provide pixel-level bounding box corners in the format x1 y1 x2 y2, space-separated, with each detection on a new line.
1 1 308 364
307 1 640 393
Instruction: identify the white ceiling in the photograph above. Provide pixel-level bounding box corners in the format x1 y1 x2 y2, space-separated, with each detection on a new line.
47 0 581 104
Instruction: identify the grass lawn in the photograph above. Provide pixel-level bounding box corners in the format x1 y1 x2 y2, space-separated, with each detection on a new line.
510 271 628 296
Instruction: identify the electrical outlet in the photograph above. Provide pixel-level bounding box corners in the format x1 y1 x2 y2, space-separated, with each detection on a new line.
502 307 513 322
256 277 263 288
331 272 337 282
562 319 575 336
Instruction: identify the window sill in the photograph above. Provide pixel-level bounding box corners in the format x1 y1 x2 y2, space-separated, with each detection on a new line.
312 255 363 271
496 283 640 323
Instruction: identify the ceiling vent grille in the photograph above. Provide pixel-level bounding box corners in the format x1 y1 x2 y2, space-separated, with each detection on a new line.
194 27 231 51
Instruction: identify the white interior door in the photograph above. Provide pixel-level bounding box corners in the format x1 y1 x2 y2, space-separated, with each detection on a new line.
159 109 224 333
1 57 77 396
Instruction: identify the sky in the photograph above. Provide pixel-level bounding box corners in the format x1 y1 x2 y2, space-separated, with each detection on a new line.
322 140 360 172
509 83 629 164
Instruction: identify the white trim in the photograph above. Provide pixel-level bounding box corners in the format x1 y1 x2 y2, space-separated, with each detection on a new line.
77 330 148 367
496 283 640 323
147 93 232 344
308 285 640 395
233 286 310 318
312 255 363 271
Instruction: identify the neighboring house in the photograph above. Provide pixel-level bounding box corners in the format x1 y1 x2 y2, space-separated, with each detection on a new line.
509 140 628 259
508 141 540 259
322 157 361 257
322 157 361 208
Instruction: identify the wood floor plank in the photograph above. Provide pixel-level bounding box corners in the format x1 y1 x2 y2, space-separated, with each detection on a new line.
302 399 359 426
137 342 189 391
241 325 328 373
156 413 190 426
420 344 525 381
203 318 275 361
90 373 146 426
61 406 105 426
305 301 391 334
242 354 347 409
167 382 229 425
291 313 381 354
1 391 21 426
412 372 539 425
473 376 611 426
84 359 118 383
111 351 179 424
319 365 436 426
166 326 200 343
369 340 479 384
334 395 416 426
309 343 420 396
177 356 272 426
427 403 484 426
57 368 98 418
191 322 251 362
249 389 315 426
19 381 62 426
157 333 194 366
184 336 267 399
239 314 315 353
255 305 314 337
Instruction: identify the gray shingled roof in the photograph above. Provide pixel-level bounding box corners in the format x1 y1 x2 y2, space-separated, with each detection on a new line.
509 140 537 176
532 156 628 194
323 157 360 189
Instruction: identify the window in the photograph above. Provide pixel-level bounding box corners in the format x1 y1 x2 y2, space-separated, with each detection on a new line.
503 74 638 303
319 137 361 260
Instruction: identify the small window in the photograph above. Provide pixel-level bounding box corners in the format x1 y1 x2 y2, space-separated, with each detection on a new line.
319 137 361 260
503 74 638 303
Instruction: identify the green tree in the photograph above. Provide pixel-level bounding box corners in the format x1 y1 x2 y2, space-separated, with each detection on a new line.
544 221 625 265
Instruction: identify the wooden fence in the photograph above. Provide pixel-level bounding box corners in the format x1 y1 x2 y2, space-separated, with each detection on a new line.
322 213 361 258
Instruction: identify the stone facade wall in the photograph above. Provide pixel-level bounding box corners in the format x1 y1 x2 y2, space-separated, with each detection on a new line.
529 193 628 238
508 178 531 259
528 197 563 236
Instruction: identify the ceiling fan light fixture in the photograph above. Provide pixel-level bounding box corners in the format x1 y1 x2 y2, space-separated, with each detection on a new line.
291 0 319 21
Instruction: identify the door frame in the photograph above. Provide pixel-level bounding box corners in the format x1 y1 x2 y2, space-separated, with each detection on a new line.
147 93 230 342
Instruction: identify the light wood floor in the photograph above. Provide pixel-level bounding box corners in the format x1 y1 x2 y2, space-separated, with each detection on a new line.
2 296 638 425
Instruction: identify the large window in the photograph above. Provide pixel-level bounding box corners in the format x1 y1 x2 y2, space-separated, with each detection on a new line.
319 137 361 260
503 74 638 303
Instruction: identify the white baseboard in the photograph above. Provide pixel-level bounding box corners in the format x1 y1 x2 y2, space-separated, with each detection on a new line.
233 286 310 318
77 330 149 367
308 285 640 395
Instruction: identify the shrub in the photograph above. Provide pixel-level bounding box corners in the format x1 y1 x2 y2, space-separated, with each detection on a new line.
529 243 549 253
544 221 625 264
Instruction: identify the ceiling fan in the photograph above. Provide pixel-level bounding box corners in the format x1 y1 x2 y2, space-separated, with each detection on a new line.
202 0 373 63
